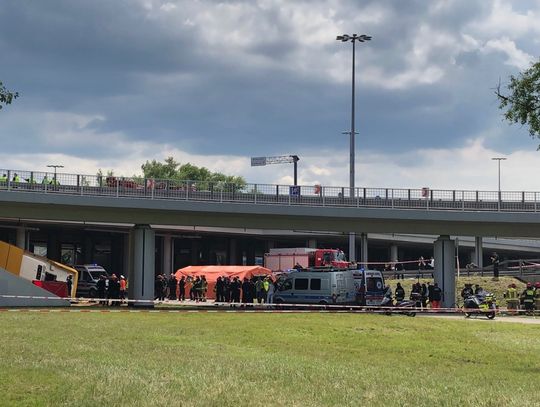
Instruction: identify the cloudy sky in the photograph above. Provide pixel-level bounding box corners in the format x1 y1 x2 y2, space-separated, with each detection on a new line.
1 0 540 191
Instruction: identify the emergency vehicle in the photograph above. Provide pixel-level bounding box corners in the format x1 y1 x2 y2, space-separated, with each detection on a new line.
352 268 386 306
264 247 349 272
273 269 357 305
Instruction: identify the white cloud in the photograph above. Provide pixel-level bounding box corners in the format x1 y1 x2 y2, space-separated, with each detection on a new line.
482 37 535 69
473 0 540 38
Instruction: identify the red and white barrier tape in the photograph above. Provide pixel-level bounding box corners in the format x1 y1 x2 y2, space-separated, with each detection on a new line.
1 293 535 315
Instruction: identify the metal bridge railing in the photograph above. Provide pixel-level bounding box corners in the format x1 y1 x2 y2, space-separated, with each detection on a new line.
0 168 539 213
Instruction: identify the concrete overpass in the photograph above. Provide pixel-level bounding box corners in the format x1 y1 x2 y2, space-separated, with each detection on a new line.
2 168 540 307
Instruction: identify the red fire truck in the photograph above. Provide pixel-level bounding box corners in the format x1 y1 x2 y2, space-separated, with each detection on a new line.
264 248 349 272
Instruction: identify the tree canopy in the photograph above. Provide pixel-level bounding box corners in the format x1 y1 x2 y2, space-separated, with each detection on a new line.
0 81 18 110
497 60 540 146
141 157 246 186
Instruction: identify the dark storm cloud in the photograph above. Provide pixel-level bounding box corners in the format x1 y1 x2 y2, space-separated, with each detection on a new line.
0 0 538 163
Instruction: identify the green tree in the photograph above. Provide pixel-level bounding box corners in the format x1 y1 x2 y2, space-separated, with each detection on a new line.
141 157 246 188
497 60 540 146
0 81 18 110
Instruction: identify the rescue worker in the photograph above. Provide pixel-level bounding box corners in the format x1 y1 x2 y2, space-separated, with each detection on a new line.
12 173 20 183
119 275 127 304
395 282 405 302
42 175 49 185
255 277 264 304
521 283 535 315
503 283 519 315
108 274 120 306
241 278 251 305
168 274 177 300
178 276 186 301
201 275 208 302
535 282 540 312
215 276 224 302
262 277 270 304
431 283 442 309
461 284 473 301
66 275 73 298
0 173 7 183
96 275 107 305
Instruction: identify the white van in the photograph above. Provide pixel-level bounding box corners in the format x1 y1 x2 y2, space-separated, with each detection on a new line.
74 264 110 298
273 269 357 305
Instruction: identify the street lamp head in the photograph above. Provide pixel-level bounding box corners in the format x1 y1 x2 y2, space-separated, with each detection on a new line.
336 34 371 42
491 157 507 161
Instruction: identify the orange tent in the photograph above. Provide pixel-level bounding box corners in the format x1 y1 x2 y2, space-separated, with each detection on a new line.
175 266 272 300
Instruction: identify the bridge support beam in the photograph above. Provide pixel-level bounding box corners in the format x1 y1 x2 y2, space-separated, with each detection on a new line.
307 239 317 249
434 235 456 308
348 232 356 263
360 233 368 265
474 237 483 269
16 226 26 250
162 235 173 276
390 244 398 264
128 225 155 307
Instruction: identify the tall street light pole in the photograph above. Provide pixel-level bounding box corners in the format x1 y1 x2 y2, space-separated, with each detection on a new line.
491 157 506 193
491 157 506 210
337 33 371 263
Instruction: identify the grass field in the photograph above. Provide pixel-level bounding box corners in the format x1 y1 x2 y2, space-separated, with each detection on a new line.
1 313 539 406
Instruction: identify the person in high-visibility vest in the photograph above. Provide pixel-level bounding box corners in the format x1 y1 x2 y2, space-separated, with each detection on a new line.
0 173 7 183
12 173 20 183
521 283 535 315
504 283 519 315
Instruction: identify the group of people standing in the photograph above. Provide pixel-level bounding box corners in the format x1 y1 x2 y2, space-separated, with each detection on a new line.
215 275 274 305
96 274 127 306
503 282 540 315
393 281 442 308
154 274 275 305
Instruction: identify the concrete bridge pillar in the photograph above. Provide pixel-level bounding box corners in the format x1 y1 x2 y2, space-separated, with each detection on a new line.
348 232 356 263
128 225 155 307
229 239 238 265
474 237 483 269
163 235 173 276
390 244 398 263
360 233 368 265
434 235 456 308
16 226 26 250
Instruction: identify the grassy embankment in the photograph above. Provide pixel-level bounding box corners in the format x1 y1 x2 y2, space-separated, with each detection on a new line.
1 312 539 406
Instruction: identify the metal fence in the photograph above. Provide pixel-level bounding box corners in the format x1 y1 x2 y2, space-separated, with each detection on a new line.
1 168 539 212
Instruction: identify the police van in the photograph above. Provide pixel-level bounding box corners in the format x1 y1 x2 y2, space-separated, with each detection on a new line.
74 264 110 298
273 269 357 305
